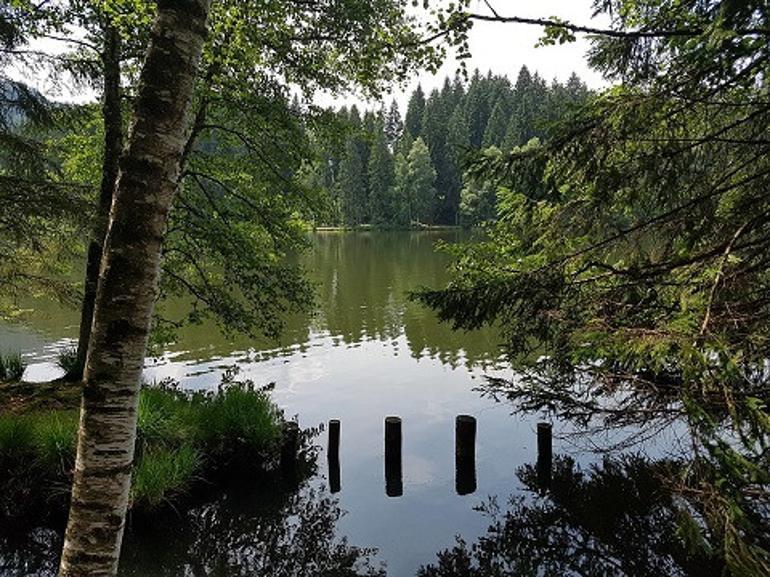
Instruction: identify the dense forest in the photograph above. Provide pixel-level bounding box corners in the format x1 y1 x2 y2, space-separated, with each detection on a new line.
306 67 589 227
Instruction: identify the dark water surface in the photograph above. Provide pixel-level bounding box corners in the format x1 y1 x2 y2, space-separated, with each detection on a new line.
0 232 687 577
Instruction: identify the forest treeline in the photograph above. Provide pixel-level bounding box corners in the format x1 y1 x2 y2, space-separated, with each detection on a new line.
305 67 589 228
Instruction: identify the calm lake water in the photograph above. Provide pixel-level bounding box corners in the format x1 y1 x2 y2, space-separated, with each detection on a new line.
0 231 688 577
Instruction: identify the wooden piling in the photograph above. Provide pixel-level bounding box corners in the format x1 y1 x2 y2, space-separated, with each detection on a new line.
536 422 552 491
328 419 340 460
328 419 341 493
384 416 403 497
455 415 477 495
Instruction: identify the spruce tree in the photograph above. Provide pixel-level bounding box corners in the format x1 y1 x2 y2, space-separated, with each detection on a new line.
393 151 411 226
385 99 403 150
421 88 449 222
482 98 508 148
404 84 425 139
464 69 491 148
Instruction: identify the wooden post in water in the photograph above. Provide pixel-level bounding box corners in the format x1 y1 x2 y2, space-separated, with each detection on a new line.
536 422 552 492
384 416 403 497
328 419 341 493
455 415 477 495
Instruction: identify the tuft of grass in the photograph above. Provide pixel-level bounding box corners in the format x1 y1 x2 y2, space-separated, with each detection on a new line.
0 413 36 459
32 411 79 474
0 352 26 381
188 384 283 452
0 411 78 474
131 444 200 508
56 348 80 379
137 385 189 447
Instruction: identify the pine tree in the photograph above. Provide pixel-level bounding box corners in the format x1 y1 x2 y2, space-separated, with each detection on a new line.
482 98 508 148
404 84 425 139
385 99 403 150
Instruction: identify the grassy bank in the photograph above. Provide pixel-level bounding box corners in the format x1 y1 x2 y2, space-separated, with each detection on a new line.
0 378 290 520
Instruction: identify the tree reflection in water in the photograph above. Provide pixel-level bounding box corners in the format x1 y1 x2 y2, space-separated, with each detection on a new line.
0 477 385 577
120 478 385 577
419 456 725 577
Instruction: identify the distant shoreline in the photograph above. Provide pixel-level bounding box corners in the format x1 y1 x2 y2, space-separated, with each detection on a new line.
313 224 465 232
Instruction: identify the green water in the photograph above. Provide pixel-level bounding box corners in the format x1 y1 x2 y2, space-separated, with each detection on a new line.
2 230 502 374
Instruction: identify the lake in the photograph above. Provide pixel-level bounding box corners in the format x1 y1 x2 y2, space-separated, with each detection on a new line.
0 231 688 577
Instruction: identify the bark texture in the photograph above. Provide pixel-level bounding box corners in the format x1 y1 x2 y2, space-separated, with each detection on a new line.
71 23 123 381
58 2 211 576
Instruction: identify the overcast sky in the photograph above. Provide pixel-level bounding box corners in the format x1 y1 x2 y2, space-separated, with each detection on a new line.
16 0 608 110
322 0 609 112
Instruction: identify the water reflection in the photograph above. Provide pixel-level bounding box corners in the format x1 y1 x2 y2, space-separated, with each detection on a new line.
419 455 723 577
3 231 503 380
120 478 385 577
4 232 707 576
0 527 61 577
0 476 387 577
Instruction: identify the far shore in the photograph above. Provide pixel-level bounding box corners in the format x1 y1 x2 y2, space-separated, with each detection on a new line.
312 224 465 232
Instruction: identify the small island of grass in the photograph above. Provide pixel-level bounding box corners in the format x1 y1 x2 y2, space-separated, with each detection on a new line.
0 373 299 524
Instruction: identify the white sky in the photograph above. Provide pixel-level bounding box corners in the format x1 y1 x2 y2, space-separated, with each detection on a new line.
15 0 608 110
321 0 609 112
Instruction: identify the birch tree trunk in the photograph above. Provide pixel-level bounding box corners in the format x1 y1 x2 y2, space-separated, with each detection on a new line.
58 1 211 575
71 22 123 381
